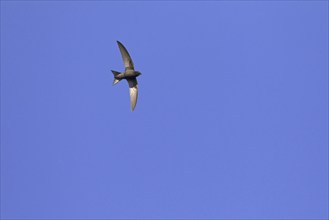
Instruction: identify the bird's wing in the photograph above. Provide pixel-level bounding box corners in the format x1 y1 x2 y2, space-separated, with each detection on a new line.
127 78 138 111
117 41 134 70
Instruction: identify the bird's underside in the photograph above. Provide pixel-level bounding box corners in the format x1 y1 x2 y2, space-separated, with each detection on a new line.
112 41 141 111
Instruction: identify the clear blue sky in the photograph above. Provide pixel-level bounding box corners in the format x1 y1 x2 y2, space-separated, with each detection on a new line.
1 1 328 219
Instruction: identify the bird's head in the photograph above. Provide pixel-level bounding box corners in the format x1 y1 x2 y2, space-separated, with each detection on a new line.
135 71 142 76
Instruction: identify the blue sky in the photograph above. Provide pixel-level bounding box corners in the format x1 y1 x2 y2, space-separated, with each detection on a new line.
1 1 328 219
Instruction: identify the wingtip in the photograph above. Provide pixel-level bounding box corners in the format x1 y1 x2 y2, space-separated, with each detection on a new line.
131 104 137 112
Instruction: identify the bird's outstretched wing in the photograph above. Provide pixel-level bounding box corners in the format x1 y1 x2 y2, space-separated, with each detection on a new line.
117 41 134 70
127 78 138 111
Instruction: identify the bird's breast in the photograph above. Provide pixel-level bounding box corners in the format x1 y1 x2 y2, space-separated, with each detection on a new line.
124 71 138 78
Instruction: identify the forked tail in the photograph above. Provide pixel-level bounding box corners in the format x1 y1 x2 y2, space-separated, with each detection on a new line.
111 70 122 85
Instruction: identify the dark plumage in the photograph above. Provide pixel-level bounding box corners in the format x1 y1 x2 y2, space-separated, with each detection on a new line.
111 41 142 111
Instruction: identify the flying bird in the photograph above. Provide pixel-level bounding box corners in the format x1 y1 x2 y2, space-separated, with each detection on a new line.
111 41 142 111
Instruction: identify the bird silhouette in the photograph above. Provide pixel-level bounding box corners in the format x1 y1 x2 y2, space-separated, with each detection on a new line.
112 41 142 111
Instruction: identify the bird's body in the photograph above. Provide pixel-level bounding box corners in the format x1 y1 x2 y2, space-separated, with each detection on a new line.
112 41 142 111
115 69 140 79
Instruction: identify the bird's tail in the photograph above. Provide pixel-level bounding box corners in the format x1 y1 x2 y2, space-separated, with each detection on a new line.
111 70 122 85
